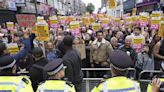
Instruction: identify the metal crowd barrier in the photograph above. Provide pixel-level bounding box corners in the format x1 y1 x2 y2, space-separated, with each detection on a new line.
138 70 162 92
81 68 136 92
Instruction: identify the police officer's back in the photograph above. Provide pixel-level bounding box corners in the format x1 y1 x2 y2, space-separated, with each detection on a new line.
91 50 141 92
0 56 33 92
37 59 75 92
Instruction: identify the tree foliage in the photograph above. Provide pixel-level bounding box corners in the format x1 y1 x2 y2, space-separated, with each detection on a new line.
86 3 95 14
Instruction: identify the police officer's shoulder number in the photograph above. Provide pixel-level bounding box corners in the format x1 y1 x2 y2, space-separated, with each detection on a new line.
66 81 73 87
22 77 29 84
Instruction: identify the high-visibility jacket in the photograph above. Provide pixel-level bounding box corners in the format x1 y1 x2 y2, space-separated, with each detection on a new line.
91 76 141 92
147 78 164 92
0 76 33 92
37 80 75 92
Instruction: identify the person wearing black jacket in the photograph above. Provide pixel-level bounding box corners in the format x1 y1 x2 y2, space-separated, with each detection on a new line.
29 47 48 91
62 36 83 92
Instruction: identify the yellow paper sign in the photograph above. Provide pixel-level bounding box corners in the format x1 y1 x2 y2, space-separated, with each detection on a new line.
132 16 139 21
92 23 101 31
7 22 14 30
158 22 164 38
82 17 90 26
70 21 80 31
36 22 49 41
7 43 19 54
101 18 109 24
132 8 137 15
133 38 144 44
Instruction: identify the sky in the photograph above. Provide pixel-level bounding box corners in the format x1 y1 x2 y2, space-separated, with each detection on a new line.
82 0 101 13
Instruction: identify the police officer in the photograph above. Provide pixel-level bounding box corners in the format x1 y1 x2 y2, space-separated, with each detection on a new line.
147 63 164 92
91 50 141 92
0 55 33 92
37 59 75 92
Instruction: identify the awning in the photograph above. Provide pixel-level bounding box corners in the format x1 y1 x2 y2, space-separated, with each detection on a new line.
136 1 158 7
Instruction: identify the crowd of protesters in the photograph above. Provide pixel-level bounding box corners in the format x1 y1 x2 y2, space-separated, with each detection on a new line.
0 13 163 92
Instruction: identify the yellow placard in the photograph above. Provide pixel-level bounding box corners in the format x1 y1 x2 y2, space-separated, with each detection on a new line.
50 20 58 24
82 17 90 25
140 15 149 22
158 22 164 38
115 18 120 23
132 8 137 15
132 16 139 21
133 38 144 44
92 23 101 31
70 21 80 31
7 43 19 54
37 24 49 41
90 17 95 23
7 22 14 30
101 18 109 24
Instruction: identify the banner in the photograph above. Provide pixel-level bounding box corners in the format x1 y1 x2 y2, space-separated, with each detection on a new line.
49 16 58 28
16 14 36 27
70 21 80 36
92 23 101 31
36 21 49 41
6 22 14 30
7 43 19 54
108 0 117 9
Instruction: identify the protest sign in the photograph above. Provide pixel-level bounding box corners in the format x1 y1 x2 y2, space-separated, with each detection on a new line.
6 22 14 30
16 14 36 27
7 43 19 54
92 23 101 31
49 16 58 28
73 44 86 59
70 21 80 36
158 21 164 38
36 21 49 41
82 17 90 26
101 18 109 28
132 8 137 16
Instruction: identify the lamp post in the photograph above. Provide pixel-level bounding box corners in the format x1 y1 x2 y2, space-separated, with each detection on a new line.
34 0 38 16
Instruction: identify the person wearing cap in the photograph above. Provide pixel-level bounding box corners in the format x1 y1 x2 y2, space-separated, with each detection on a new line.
91 50 141 92
147 64 164 92
0 55 33 92
29 47 48 91
36 59 75 92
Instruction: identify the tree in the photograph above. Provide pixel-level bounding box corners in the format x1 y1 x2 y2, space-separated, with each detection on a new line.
86 3 95 14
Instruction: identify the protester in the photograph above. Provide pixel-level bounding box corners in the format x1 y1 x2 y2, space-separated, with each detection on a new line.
110 37 119 50
46 42 58 61
62 36 83 92
90 30 113 68
119 36 137 66
153 39 164 70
